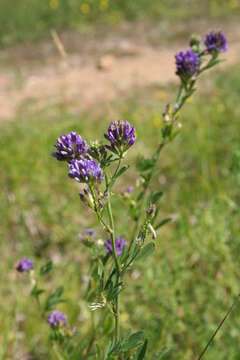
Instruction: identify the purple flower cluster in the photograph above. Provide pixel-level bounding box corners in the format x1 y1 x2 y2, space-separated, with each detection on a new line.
15 257 34 273
104 236 127 256
104 120 136 155
205 31 227 54
48 310 67 328
175 50 199 79
52 131 88 162
68 159 103 184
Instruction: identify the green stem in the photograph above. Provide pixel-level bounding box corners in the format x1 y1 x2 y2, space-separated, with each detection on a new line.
115 293 120 342
175 83 184 105
89 185 108 230
106 197 121 343
104 160 123 344
197 293 240 360
130 141 165 247
108 157 122 191
106 187 121 344
106 196 120 275
130 81 193 247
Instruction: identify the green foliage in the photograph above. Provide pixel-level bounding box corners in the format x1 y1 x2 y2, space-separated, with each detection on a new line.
1 65 240 358
45 286 64 311
0 0 239 46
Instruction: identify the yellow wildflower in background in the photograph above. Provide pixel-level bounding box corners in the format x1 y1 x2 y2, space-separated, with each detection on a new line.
156 90 166 100
100 0 109 11
81 3 91 14
50 0 59 10
230 0 239 8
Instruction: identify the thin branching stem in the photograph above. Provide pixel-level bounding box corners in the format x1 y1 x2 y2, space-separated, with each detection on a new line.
197 293 240 360
105 159 122 344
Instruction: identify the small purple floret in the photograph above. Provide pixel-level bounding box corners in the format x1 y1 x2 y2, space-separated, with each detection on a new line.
205 31 227 54
52 131 88 161
68 159 103 184
175 50 199 79
48 311 67 328
126 186 133 194
104 120 136 154
15 257 34 272
85 228 96 237
104 236 127 256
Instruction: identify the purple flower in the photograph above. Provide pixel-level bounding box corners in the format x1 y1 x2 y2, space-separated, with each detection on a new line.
48 311 67 328
104 120 136 155
122 186 134 197
204 31 227 54
104 236 127 256
85 228 96 237
68 159 103 184
52 131 88 161
15 257 34 272
126 186 133 194
175 50 199 79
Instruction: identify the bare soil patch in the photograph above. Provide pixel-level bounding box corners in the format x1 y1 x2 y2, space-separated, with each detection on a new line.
0 21 239 120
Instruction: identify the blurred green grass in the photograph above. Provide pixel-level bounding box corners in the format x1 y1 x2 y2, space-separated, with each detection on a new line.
1 64 240 359
0 0 240 46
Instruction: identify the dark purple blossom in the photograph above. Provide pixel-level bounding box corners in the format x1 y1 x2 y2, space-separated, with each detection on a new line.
68 159 103 184
175 50 199 79
104 120 136 154
204 31 227 54
52 131 88 161
104 236 127 256
15 257 34 272
48 311 67 328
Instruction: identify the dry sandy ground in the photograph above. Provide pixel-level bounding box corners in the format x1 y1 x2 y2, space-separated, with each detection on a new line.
0 22 239 121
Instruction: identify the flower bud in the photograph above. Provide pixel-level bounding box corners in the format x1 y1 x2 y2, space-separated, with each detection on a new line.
147 203 156 218
190 35 201 51
79 189 95 209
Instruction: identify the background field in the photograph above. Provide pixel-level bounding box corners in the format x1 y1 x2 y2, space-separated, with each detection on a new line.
1 0 240 46
1 1 240 359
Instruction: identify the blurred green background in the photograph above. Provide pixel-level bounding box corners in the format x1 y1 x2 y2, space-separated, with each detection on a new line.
0 0 240 46
1 1 240 359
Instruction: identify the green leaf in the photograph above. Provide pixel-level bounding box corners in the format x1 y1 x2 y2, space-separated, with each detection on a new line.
134 339 148 359
121 331 145 351
136 156 155 173
137 191 145 202
149 191 163 205
155 218 172 230
115 165 129 179
39 260 53 276
97 259 104 278
104 340 114 360
109 165 130 190
105 282 123 301
135 242 155 262
96 344 102 360
111 342 122 355
45 286 64 311
31 284 45 298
